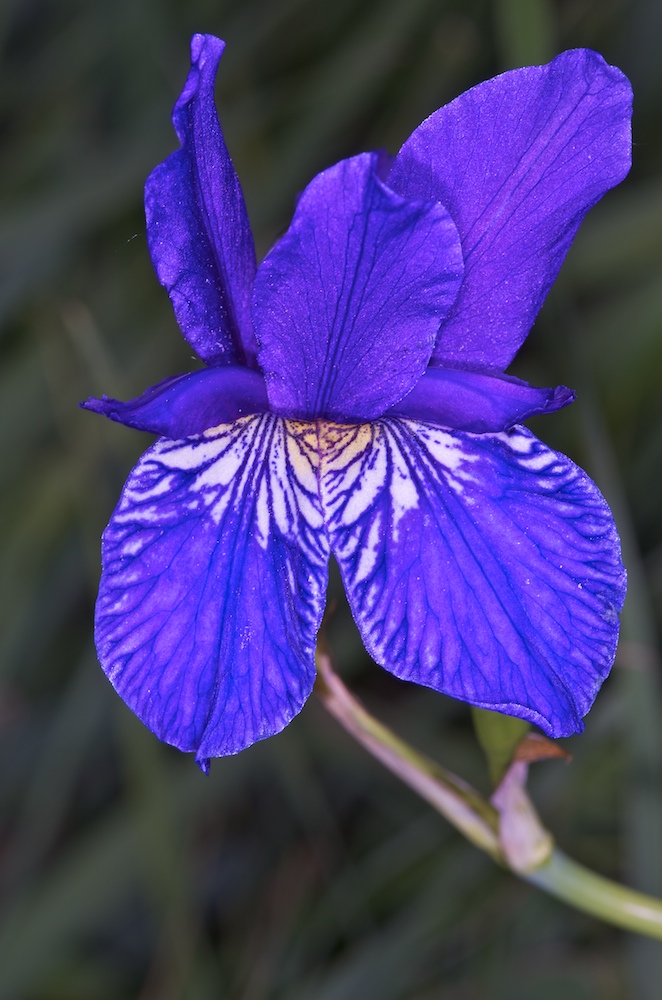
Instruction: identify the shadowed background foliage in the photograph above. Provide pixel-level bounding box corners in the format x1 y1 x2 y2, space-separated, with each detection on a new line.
1 0 662 997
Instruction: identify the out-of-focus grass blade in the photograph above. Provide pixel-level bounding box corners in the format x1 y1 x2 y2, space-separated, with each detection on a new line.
0 799 142 995
362 10 485 156
562 181 662 290
0 753 246 997
283 813 449 973
250 0 442 229
557 300 662 1000
0 131 163 327
115 707 212 997
0 654 106 898
623 0 662 105
580 272 662 412
493 0 557 68
0 456 78 679
290 845 493 1000
578 394 662 1000
0 346 51 492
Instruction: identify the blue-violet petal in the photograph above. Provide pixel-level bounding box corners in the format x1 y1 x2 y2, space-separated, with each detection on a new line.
81 367 269 438
145 34 258 367
254 152 463 421
95 415 329 763
322 419 626 737
388 49 632 371
387 367 575 432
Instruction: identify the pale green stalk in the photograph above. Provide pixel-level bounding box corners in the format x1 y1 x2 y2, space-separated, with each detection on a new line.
527 851 662 939
315 650 501 859
315 650 662 940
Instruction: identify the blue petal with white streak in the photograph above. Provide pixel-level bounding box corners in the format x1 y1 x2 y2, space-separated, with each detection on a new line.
95 415 329 765
320 419 626 737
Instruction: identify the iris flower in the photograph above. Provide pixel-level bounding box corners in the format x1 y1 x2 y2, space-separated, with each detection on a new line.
83 35 631 770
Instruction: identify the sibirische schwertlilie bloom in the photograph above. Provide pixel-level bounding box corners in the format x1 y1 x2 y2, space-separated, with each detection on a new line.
83 35 632 770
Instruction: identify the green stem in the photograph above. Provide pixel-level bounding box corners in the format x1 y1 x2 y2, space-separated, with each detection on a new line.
315 649 662 940
527 851 662 940
315 650 501 860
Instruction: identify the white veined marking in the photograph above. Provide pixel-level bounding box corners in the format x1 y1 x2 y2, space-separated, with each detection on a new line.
255 474 271 545
354 509 383 583
389 434 419 537
121 537 146 556
340 439 387 526
121 416 509 569
133 474 174 500
157 435 230 470
495 429 532 454
120 418 326 559
318 418 484 539
192 435 249 492
415 422 481 497
520 450 556 472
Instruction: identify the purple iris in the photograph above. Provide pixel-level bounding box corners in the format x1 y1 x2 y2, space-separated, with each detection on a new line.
83 34 631 770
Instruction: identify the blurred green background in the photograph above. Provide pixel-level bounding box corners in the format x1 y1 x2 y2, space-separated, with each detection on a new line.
2 0 662 996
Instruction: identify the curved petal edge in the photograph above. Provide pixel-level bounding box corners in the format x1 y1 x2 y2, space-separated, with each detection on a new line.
388 49 633 371
387 367 575 432
320 419 626 737
81 367 269 438
254 152 463 421
145 34 258 367
95 416 329 761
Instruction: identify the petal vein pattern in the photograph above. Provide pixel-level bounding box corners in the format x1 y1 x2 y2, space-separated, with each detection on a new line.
388 49 632 370
96 415 329 762
254 153 463 421
144 35 258 367
319 420 626 737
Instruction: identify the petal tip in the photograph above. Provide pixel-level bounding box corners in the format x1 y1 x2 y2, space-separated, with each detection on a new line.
176 35 225 118
147 34 257 367
79 395 111 415
389 48 632 371
189 33 225 70
567 46 631 87
549 385 576 410
196 754 211 775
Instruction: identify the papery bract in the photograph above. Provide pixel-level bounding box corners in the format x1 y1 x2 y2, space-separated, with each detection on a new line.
82 35 631 768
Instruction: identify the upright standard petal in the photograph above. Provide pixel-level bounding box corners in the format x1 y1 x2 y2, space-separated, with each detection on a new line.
95 416 329 764
145 34 258 367
254 152 463 421
320 420 626 737
386 367 574 432
81 367 269 438
388 49 632 371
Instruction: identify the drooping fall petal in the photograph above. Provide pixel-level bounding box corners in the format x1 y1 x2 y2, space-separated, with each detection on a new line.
95 416 329 765
321 419 626 737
